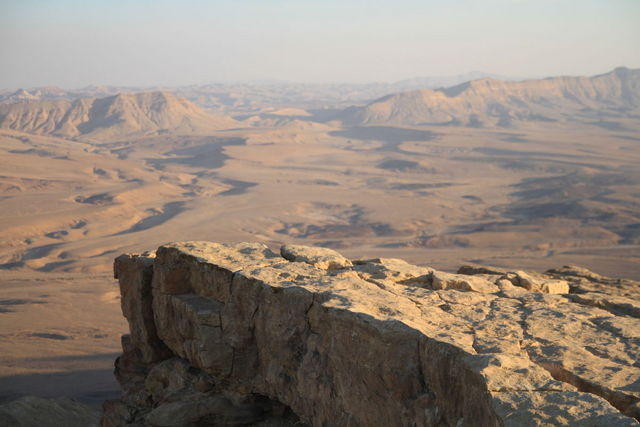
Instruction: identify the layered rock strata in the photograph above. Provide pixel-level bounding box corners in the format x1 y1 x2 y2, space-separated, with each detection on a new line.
103 242 640 426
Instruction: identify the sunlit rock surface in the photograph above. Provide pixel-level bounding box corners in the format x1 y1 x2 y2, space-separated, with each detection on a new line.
104 241 640 426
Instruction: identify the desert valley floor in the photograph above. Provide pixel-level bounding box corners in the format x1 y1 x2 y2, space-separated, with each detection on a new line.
1 70 640 408
2 121 640 406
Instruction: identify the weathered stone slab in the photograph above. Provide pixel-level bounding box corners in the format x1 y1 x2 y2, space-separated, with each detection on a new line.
281 244 352 270
105 242 640 426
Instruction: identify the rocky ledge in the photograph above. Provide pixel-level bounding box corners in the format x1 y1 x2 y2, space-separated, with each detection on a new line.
103 242 640 426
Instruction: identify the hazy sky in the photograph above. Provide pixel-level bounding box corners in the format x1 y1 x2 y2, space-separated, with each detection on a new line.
1 0 639 89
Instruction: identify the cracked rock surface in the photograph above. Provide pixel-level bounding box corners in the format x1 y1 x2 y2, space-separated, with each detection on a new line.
104 241 640 426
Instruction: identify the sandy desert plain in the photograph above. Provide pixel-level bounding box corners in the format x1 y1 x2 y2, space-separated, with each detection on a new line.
1 68 640 408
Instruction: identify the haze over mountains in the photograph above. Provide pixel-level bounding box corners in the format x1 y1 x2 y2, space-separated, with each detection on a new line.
0 72 515 115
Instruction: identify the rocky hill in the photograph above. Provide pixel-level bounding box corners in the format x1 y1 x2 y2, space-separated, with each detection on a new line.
103 241 640 426
0 92 238 140
340 67 640 127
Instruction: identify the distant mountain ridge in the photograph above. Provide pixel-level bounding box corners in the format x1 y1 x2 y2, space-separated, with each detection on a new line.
3 68 638 132
0 72 516 114
0 91 237 140
339 67 640 128
389 71 516 92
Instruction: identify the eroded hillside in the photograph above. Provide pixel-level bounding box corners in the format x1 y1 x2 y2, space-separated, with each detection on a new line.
0 92 237 140
340 67 640 127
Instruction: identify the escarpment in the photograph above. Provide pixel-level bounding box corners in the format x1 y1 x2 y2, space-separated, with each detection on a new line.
103 242 640 426
339 67 640 127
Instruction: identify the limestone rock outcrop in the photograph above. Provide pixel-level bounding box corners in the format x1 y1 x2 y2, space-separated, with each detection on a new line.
104 242 640 426
280 244 352 270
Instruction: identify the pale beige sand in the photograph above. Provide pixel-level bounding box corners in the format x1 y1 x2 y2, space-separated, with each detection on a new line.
0 273 126 407
0 115 639 402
